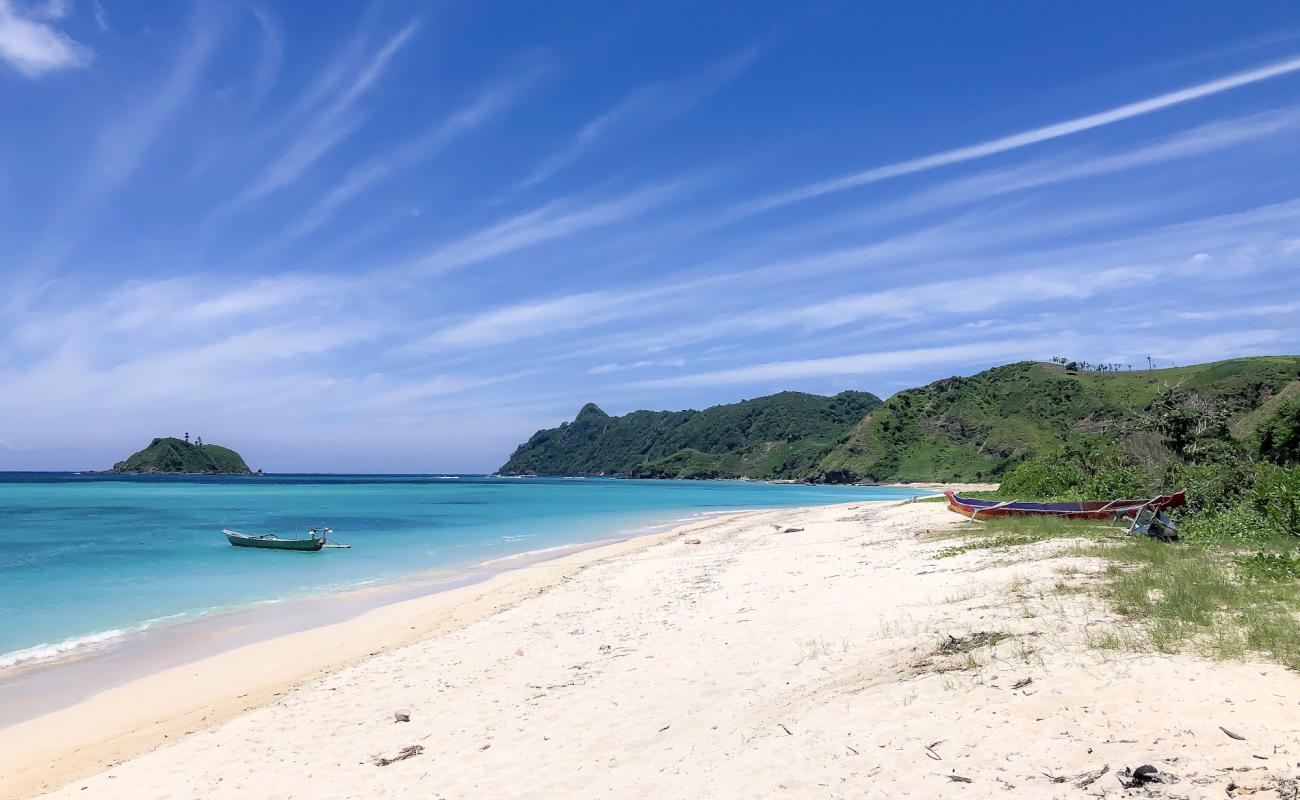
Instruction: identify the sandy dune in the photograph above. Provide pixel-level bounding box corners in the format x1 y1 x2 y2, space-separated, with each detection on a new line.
14 502 1300 798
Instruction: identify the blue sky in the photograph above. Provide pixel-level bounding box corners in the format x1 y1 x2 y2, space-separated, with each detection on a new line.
2 1 1300 472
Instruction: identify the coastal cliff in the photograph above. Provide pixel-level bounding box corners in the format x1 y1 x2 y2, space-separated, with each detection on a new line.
111 437 253 475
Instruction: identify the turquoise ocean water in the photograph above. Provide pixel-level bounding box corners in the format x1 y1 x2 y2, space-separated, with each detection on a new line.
0 473 923 669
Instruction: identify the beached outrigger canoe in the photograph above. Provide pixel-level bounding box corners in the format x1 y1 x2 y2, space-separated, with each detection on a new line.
944 490 1186 521
222 527 349 551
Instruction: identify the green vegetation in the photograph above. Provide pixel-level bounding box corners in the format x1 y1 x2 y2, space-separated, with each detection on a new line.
111 437 252 474
498 391 881 479
1098 538 1300 666
501 356 1300 483
933 361 1300 670
1254 392 1300 466
1251 463 1300 536
936 516 1106 558
813 356 1300 483
934 514 1300 668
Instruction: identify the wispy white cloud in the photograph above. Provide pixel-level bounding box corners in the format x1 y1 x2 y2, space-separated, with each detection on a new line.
354 371 536 410
7 5 222 303
522 195 1300 365
229 20 420 207
864 107 1300 223
587 358 685 374
1145 330 1287 364
12 274 350 352
0 0 89 76
247 7 283 112
517 44 763 189
86 14 223 192
1176 301 1300 321
733 53 1300 219
628 340 1055 388
746 266 1154 333
33 0 69 20
626 327 1293 391
0 269 542 471
279 72 539 244
454 210 1083 362
91 0 107 32
411 181 684 275
413 291 627 350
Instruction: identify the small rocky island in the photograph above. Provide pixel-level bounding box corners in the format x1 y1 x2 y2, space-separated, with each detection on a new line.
111 435 255 475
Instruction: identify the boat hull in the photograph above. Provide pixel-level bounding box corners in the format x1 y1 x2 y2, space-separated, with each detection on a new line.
223 530 325 551
944 491 1185 520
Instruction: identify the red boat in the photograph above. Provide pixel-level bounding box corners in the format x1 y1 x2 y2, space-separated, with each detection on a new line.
944 490 1186 521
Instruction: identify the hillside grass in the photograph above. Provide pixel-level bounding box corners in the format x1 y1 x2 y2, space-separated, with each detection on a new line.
501 355 1300 483
1230 379 1300 439
816 356 1300 484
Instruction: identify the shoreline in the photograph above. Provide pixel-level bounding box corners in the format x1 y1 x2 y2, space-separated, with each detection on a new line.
0 507 781 800
0 486 917 680
0 502 741 677
0 534 637 727
9 499 1300 799
0 503 761 724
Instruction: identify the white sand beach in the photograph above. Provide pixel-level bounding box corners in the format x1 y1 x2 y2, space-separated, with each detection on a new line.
5 501 1299 799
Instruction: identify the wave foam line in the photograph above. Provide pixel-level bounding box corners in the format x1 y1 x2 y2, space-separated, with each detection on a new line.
0 608 203 671
474 537 628 568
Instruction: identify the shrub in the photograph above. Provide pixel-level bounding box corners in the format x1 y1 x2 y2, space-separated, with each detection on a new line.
1078 464 1150 500
999 457 1085 498
1164 459 1253 516
1180 503 1274 548
1250 464 1300 536
1139 384 1232 459
1000 436 1155 500
1256 396 1300 466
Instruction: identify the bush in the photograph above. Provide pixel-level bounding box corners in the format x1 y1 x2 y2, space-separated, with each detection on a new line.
999 436 1156 500
1256 396 1300 466
1140 384 1232 459
1250 464 1300 537
1180 503 1274 547
999 457 1085 498
1164 459 1253 516
1078 464 1150 500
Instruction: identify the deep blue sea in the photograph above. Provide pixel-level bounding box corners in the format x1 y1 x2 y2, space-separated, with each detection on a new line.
0 473 923 669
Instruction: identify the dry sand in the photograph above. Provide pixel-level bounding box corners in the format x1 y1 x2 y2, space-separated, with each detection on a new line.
6 501 1299 799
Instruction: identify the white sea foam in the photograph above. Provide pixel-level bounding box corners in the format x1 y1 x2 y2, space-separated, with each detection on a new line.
0 609 202 671
679 509 762 520
475 537 625 568
0 628 130 670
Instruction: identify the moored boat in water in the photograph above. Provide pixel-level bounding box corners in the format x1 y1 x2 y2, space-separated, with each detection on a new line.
223 527 348 551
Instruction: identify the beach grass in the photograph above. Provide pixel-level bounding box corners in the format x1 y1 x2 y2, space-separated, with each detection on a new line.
933 515 1109 558
936 515 1300 669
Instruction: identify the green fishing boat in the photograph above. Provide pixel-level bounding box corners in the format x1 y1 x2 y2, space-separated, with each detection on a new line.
223 527 349 551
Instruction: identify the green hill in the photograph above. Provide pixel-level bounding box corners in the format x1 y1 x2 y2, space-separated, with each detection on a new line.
812 357 1300 483
498 390 882 479
111 437 253 475
500 356 1300 483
